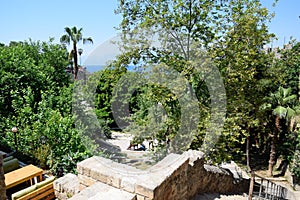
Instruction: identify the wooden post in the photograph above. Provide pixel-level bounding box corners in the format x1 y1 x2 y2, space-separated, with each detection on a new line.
248 171 255 200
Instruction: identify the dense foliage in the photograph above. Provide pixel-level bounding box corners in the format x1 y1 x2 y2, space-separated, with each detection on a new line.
108 0 300 177
0 40 93 174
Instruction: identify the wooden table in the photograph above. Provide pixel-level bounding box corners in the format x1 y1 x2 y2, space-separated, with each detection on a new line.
5 164 43 189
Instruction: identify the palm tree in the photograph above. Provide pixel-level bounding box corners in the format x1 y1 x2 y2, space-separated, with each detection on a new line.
60 26 93 79
0 155 6 200
262 86 297 176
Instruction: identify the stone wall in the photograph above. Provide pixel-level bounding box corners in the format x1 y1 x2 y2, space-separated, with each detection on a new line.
54 150 250 200
184 151 249 199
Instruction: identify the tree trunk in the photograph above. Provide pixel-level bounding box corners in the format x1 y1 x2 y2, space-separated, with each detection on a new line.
73 43 78 80
0 155 6 200
246 136 251 172
268 115 280 176
268 139 276 176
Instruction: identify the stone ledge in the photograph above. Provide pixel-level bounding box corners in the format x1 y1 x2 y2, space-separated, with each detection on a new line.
134 153 190 199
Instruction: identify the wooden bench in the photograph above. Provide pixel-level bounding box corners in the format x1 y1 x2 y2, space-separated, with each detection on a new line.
11 176 56 200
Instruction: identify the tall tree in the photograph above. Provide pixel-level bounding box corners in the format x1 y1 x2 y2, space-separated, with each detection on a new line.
209 0 276 164
278 41 300 101
262 86 297 176
0 155 6 200
115 0 276 162
60 26 93 79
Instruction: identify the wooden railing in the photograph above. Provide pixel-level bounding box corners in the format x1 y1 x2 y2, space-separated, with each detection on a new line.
248 171 288 200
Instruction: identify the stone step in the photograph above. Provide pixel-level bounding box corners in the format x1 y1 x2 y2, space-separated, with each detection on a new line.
69 182 136 200
147 153 182 172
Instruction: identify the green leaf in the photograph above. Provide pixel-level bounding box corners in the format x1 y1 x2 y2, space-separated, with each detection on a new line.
273 106 287 119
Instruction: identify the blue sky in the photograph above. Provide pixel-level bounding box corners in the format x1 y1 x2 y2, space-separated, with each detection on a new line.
1 0 299 64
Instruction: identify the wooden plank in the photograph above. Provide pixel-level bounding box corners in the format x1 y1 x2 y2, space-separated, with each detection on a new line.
44 193 55 200
32 188 54 199
16 182 54 200
5 164 43 189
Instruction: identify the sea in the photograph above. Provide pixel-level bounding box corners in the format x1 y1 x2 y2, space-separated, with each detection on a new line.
85 65 135 73
85 65 106 73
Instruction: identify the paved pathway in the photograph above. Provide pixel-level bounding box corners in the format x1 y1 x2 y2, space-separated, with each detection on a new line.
106 131 133 151
106 131 155 169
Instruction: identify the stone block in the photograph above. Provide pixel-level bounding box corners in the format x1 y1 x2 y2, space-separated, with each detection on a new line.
136 194 146 200
121 176 137 193
78 174 97 187
135 183 155 199
92 168 109 184
53 173 79 199
53 173 79 194
107 173 122 188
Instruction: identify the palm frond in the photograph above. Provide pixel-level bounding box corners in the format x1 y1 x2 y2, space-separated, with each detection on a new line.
273 106 287 119
75 33 83 43
293 105 300 115
283 87 292 98
283 94 297 105
60 34 70 44
65 27 72 37
286 107 296 119
71 26 77 34
83 37 93 44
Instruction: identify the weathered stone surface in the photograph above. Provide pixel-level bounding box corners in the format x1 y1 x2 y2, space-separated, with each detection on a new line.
121 176 137 193
78 174 97 187
182 150 205 166
220 161 245 180
79 156 142 184
187 155 249 199
135 180 155 199
136 194 146 200
153 155 189 200
53 173 79 199
133 153 189 200
77 156 100 177
69 182 136 200
147 153 182 173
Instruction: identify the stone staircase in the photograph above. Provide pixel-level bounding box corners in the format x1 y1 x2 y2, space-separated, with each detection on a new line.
54 150 251 200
